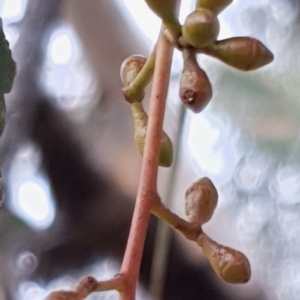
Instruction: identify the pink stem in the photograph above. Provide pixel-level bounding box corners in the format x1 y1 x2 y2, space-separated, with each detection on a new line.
119 30 174 300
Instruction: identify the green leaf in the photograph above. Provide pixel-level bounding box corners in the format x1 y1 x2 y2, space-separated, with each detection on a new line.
0 19 16 94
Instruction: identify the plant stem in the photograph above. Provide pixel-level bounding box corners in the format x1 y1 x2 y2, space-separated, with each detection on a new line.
151 202 202 241
119 28 174 300
95 276 125 292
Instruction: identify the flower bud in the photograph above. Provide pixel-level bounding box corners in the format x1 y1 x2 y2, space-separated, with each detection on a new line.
179 48 212 113
197 0 233 15
185 177 218 224
131 103 173 167
158 131 173 167
182 8 219 48
202 37 274 71
197 234 251 283
76 276 97 298
0 19 16 93
120 55 147 87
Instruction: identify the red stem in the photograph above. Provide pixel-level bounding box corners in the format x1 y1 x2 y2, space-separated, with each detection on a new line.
119 30 174 300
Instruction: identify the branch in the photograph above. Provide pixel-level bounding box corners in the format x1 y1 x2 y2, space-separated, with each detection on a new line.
119 28 174 300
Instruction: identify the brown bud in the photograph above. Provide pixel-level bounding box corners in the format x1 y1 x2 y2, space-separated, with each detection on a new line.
197 0 233 15
76 276 97 298
179 48 212 113
120 55 147 87
131 103 173 167
197 234 251 283
202 37 274 71
182 8 219 48
185 177 218 224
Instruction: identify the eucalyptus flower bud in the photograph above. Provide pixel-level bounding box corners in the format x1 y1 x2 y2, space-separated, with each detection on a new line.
182 8 219 48
0 19 16 93
120 55 147 87
130 103 173 167
197 0 233 15
76 276 97 297
144 0 181 37
202 37 274 71
185 177 218 224
197 234 251 283
179 48 212 113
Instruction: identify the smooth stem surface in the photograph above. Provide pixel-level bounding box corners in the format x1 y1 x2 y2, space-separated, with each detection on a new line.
119 29 174 300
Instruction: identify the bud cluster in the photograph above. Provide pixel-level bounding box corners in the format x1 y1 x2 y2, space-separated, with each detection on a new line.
185 177 251 283
144 0 273 113
118 0 274 288
120 0 273 167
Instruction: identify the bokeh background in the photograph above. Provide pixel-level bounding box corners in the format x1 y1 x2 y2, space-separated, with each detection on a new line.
0 0 299 299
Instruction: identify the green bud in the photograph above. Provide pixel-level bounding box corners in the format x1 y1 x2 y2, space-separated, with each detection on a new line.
159 131 173 167
202 37 274 71
185 177 218 224
198 234 251 283
144 0 181 37
130 103 173 167
0 19 16 94
182 8 219 48
179 48 212 113
197 0 233 15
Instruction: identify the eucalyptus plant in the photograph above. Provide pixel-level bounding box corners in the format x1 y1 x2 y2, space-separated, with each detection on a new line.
31 0 272 299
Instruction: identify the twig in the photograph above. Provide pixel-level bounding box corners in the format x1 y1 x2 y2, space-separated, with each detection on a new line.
95 276 125 292
151 201 203 241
